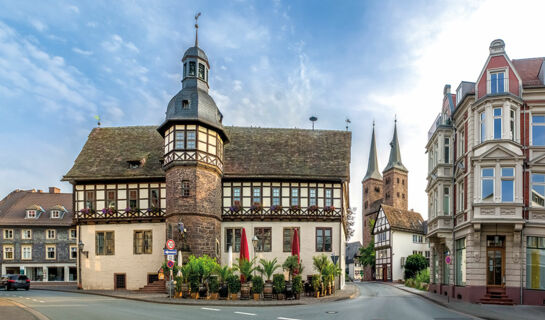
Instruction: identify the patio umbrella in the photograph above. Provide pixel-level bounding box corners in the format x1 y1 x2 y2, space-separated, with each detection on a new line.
239 228 250 282
291 228 300 274
228 245 233 268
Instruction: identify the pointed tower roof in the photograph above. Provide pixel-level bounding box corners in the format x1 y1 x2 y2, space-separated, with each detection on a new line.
383 119 408 173
363 123 382 181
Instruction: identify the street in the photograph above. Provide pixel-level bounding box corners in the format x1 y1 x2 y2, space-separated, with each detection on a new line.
0 282 472 320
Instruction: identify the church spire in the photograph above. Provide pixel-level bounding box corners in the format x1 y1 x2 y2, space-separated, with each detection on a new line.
363 122 382 181
194 12 201 47
384 118 408 173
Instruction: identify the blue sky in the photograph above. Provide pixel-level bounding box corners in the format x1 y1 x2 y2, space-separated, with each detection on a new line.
1 0 544 241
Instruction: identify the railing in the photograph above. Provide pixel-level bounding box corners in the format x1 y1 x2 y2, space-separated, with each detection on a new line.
222 207 342 220
75 208 166 221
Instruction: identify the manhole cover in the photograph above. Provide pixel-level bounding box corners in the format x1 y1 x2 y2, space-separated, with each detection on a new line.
325 311 338 314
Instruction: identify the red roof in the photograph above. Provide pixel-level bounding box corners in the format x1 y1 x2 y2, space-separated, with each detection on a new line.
512 58 544 88
0 189 73 226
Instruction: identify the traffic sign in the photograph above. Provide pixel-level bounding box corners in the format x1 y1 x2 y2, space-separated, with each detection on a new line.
445 255 452 265
166 239 175 250
163 249 177 255
167 260 175 269
167 255 175 261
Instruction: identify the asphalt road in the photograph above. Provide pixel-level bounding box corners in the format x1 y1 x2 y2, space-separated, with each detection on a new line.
0 282 473 320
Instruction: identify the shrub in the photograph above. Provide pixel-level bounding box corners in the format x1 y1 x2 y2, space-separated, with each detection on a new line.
257 258 281 282
272 274 285 294
404 254 428 280
252 276 264 294
311 274 321 292
226 274 240 294
208 276 219 293
292 275 303 294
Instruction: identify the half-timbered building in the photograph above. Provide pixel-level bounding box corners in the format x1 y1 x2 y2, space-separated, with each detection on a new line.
63 29 351 290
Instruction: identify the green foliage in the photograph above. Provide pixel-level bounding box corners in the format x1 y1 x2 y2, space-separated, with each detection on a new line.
214 265 234 284
208 276 219 293
358 240 376 269
226 274 240 293
404 254 428 280
187 255 219 284
180 264 190 283
235 257 257 283
175 276 183 293
312 254 329 275
312 254 340 286
292 275 303 294
311 274 321 292
415 268 430 284
257 258 281 281
252 276 264 294
282 256 300 280
272 273 285 294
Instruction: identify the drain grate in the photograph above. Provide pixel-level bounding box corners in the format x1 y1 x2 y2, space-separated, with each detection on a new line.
325 311 338 314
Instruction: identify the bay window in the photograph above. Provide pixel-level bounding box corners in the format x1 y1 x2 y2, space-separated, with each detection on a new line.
501 168 514 202
526 236 545 290
252 187 261 205
532 115 545 146
480 112 486 143
510 110 515 141
493 108 502 139
532 173 545 207
443 186 450 215
444 137 450 164
271 187 280 206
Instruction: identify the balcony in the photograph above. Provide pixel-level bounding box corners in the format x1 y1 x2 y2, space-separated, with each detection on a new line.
75 208 166 223
426 215 453 238
222 206 342 221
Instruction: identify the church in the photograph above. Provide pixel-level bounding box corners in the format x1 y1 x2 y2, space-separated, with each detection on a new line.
62 24 351 290
361 123 428 281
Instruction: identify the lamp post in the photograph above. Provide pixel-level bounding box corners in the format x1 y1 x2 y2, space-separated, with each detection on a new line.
77 240 88 290
251 235 258 259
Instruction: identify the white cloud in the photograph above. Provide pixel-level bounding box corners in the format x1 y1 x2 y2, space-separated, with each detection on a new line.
30 19 47 32
68 5 79 14
72 47 93 56
101 34 139 53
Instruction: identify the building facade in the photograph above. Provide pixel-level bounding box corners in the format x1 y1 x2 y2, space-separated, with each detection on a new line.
63 29 351 290
362 123 428 281
0 188 76 282
345 241 363 281
426 39 545 305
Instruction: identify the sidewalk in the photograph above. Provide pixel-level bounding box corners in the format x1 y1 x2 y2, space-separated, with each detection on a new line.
389 283 545 320
33 283 359 307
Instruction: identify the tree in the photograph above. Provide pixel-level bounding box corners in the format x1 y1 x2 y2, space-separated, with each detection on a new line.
404 254 428 280
358 218 375 278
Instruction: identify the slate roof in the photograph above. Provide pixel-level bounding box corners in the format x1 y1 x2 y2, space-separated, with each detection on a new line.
363 126 382 181
383 123 407 173
380 204 424 234
63 126 352 182
345 241 362 264
512 57 545 88
0 190 73 226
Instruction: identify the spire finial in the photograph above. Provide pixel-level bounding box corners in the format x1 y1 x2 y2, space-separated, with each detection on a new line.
372 120 375 128
394 114 397 124
194 12 201 47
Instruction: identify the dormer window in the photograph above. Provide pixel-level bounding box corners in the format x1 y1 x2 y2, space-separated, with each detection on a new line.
51 210 61 219
456 86 462 104
182 100 189 109
198 63 205 80
189 61 196 76
128 160 141 169
26 210 37 219
490 71 505 94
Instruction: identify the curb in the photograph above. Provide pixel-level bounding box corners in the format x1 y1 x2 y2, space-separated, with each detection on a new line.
2 297 50 320
32 285 359 307
389 284 485 320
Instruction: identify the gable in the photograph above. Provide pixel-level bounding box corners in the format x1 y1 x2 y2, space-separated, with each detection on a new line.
530 151 545 165
372 208 389 234
475 144 523 161
476 55 521 99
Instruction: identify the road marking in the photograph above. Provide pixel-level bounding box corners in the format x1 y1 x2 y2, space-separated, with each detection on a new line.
25 297 30 300
201 307 220 311
32 299 38 302
278 317 301 320
39 300 45 303
235 311 257 316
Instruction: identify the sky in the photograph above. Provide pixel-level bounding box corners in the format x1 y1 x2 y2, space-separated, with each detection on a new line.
1 0 545 243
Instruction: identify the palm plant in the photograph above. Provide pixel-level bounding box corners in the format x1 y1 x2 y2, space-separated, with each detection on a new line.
257 258 281 282
312 254 329 275
234 257 258 283
282 256 300 281
215 265 233 284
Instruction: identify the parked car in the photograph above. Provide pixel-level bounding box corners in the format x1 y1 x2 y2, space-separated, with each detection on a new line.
0 275 30 291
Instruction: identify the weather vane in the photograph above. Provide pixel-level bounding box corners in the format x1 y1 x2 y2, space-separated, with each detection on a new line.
194 12 201 47
309 116 318 130
345 118 351 131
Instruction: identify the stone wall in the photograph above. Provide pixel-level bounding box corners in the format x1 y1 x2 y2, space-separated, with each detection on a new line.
382 168 408 210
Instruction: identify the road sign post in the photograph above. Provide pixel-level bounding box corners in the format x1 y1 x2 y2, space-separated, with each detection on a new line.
166 239 175 250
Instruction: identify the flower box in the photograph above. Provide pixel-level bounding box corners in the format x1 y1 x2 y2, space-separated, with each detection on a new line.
324 206 335 212
270 205 283 212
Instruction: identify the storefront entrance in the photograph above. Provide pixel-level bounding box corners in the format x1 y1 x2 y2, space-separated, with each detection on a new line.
486 235 505 287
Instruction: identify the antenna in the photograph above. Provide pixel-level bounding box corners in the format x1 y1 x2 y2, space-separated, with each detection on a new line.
309 116 318 130
345 118 351 131
194 12 201 47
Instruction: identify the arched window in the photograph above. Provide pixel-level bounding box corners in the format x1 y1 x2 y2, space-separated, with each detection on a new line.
189 61 196 76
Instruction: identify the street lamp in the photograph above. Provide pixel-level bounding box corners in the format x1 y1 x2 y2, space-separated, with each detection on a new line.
251 235 259 257
78 241 88 258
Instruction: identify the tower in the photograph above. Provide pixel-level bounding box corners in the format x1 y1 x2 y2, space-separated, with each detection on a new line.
362 123 383 280
157 15 228 259
382 119 408 210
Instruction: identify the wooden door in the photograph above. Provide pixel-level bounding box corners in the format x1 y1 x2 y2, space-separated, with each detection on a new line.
486 248 504 287
382 265 388 282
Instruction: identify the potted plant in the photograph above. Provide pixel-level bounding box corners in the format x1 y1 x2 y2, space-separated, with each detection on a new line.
311 274 321 298
273 274 286 300
252 276 264 301
290 204 301 211
226 274 240 300
270 204 282 212
292 275 303 300
308 205 318 212
324 205 335 212
179 264 191 298
101 207 116 217
215 265 232 300
282 256 300 300
313 255 329 296
250 202 262 212
257 258 281 300
235 258 257 300
208 276 219 300
230 200 241 213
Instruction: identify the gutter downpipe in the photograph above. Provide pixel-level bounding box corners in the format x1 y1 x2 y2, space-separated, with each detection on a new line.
520 102 528 305
451 121 457 299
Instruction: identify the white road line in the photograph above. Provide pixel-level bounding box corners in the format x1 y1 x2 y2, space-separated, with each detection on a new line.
278 317 301 320
39 301 45 303
201 307 220 311
234 311 257 316
25 297 30 300
32 299 38 302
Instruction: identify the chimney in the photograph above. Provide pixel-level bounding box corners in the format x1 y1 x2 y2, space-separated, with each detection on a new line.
37 189 43 193
49 187 61 194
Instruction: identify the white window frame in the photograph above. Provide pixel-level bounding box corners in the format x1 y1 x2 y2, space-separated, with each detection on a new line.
3 245 14 260
21 229 32 239
487 68 508 94
458 182 465 213
21 245 32 260
501 167 515 203
493 107 502 140
26 210 37 219
3 229 13 239
70 228 77 240
46 229 56 240
45 245 56 260
481 168 495 201
443 186 450 215
50 210 61 219
510 109 516 141
458 128 465 158
70 245 78 260
480 111 486 143
531 114 545 146
531 173 545 208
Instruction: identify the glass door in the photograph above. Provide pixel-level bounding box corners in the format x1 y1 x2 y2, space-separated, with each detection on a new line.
486 236 505 287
